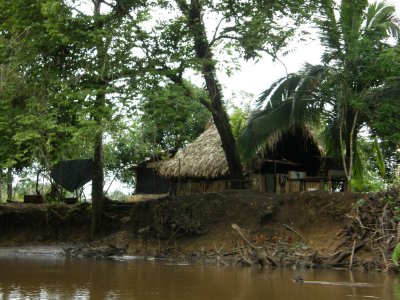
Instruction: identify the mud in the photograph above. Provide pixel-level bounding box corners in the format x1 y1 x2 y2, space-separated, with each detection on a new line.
0 189 399 271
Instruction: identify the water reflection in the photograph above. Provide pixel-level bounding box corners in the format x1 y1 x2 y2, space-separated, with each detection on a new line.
392 277 400 300
0 256 397 300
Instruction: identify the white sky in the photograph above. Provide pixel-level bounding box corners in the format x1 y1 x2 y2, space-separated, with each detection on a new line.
219 0 400 107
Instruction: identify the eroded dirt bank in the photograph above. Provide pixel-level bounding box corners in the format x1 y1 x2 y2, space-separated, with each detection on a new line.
0 190 399 271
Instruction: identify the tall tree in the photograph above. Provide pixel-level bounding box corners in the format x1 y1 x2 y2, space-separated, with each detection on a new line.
52 0 149 237
0 0 148 235
137 0 316 186
0 1 78 189
175 0 245 185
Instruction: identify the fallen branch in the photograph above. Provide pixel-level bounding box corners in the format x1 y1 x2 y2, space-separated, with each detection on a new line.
296 280 374 288
327 240 365 266
283 223 306 242
232 223 277 267
213 242 228 266
349 240 356 269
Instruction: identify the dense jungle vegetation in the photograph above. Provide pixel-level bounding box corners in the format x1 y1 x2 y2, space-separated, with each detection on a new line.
0 0 399 237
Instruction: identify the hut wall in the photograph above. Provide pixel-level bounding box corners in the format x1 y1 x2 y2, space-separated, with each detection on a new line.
177 180 227 195
288 180 301 192
275 174 290 194
250 174 262 192
274 173 306 193
250 174 275 192
136 167 169 194
305 181 322 191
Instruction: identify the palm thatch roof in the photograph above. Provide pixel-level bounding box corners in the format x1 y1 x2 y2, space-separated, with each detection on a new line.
158 124 229 179
158 124 322 179
249 126 323 167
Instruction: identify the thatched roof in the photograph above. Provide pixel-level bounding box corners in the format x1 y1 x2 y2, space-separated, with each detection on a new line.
158 124 229 179
158 124 322 179
250 126 323 166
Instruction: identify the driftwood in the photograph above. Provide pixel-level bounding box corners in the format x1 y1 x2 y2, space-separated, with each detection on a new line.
213 242 229 266
231 223 277 268
327 240 365 266
349 240 356 269
283 223 305 242
295 280 374 288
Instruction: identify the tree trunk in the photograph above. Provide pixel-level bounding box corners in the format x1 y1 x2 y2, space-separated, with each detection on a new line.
177 0 244 187
0 172 2 203
90 0 106 238
7 167 12 201
339 109 358 192
91 129 105 239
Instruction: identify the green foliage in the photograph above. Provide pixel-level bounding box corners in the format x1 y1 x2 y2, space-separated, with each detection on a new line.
13 175 51 201
104 124 153 185
0 0 151 181
1 0 397 196
239 1 399 187
351 137 387 192
0 0 86 169
229 105 250 139
392 242 400 267
139 82 211 151
219 0 317 60
104 82 211 185
373 137 385 177
382 190 400 222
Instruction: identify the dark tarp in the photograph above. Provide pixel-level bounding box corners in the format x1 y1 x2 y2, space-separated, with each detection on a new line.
50 159 93 192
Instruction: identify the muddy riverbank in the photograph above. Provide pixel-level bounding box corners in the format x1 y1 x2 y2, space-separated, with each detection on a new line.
0 189 399 271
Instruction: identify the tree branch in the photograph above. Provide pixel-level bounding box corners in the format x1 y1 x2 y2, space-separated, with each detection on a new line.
210 34 240 45
209 17 228 47
175 0 189 14
199 96 212 112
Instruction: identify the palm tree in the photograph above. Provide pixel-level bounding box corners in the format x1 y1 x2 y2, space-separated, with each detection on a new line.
238 0 399 190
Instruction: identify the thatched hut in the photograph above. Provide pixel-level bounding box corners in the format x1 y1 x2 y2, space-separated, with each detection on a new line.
158 124 229 179
158 124 344 195
247 126 323 193
158 124 230 195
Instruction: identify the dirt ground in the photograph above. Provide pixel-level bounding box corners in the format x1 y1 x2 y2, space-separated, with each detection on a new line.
0 189 398 271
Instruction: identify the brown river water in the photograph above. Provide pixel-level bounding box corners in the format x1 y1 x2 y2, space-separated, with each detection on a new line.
0 248 399 300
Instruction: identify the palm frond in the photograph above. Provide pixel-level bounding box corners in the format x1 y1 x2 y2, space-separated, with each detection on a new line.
240 63 327 162
364 1 399 39
238 98 321 162
339 0 368 52
318 0 342 61
258 64 326 107
352 139 364 182
257 77 287 107
373 136 386 177
322 116 342 158
257 75 302 108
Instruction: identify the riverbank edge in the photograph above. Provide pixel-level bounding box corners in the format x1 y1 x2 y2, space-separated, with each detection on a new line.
0 189 399 272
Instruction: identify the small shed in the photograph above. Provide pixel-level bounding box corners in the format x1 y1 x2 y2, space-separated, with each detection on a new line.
158 124 230 195
132 161 170 195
